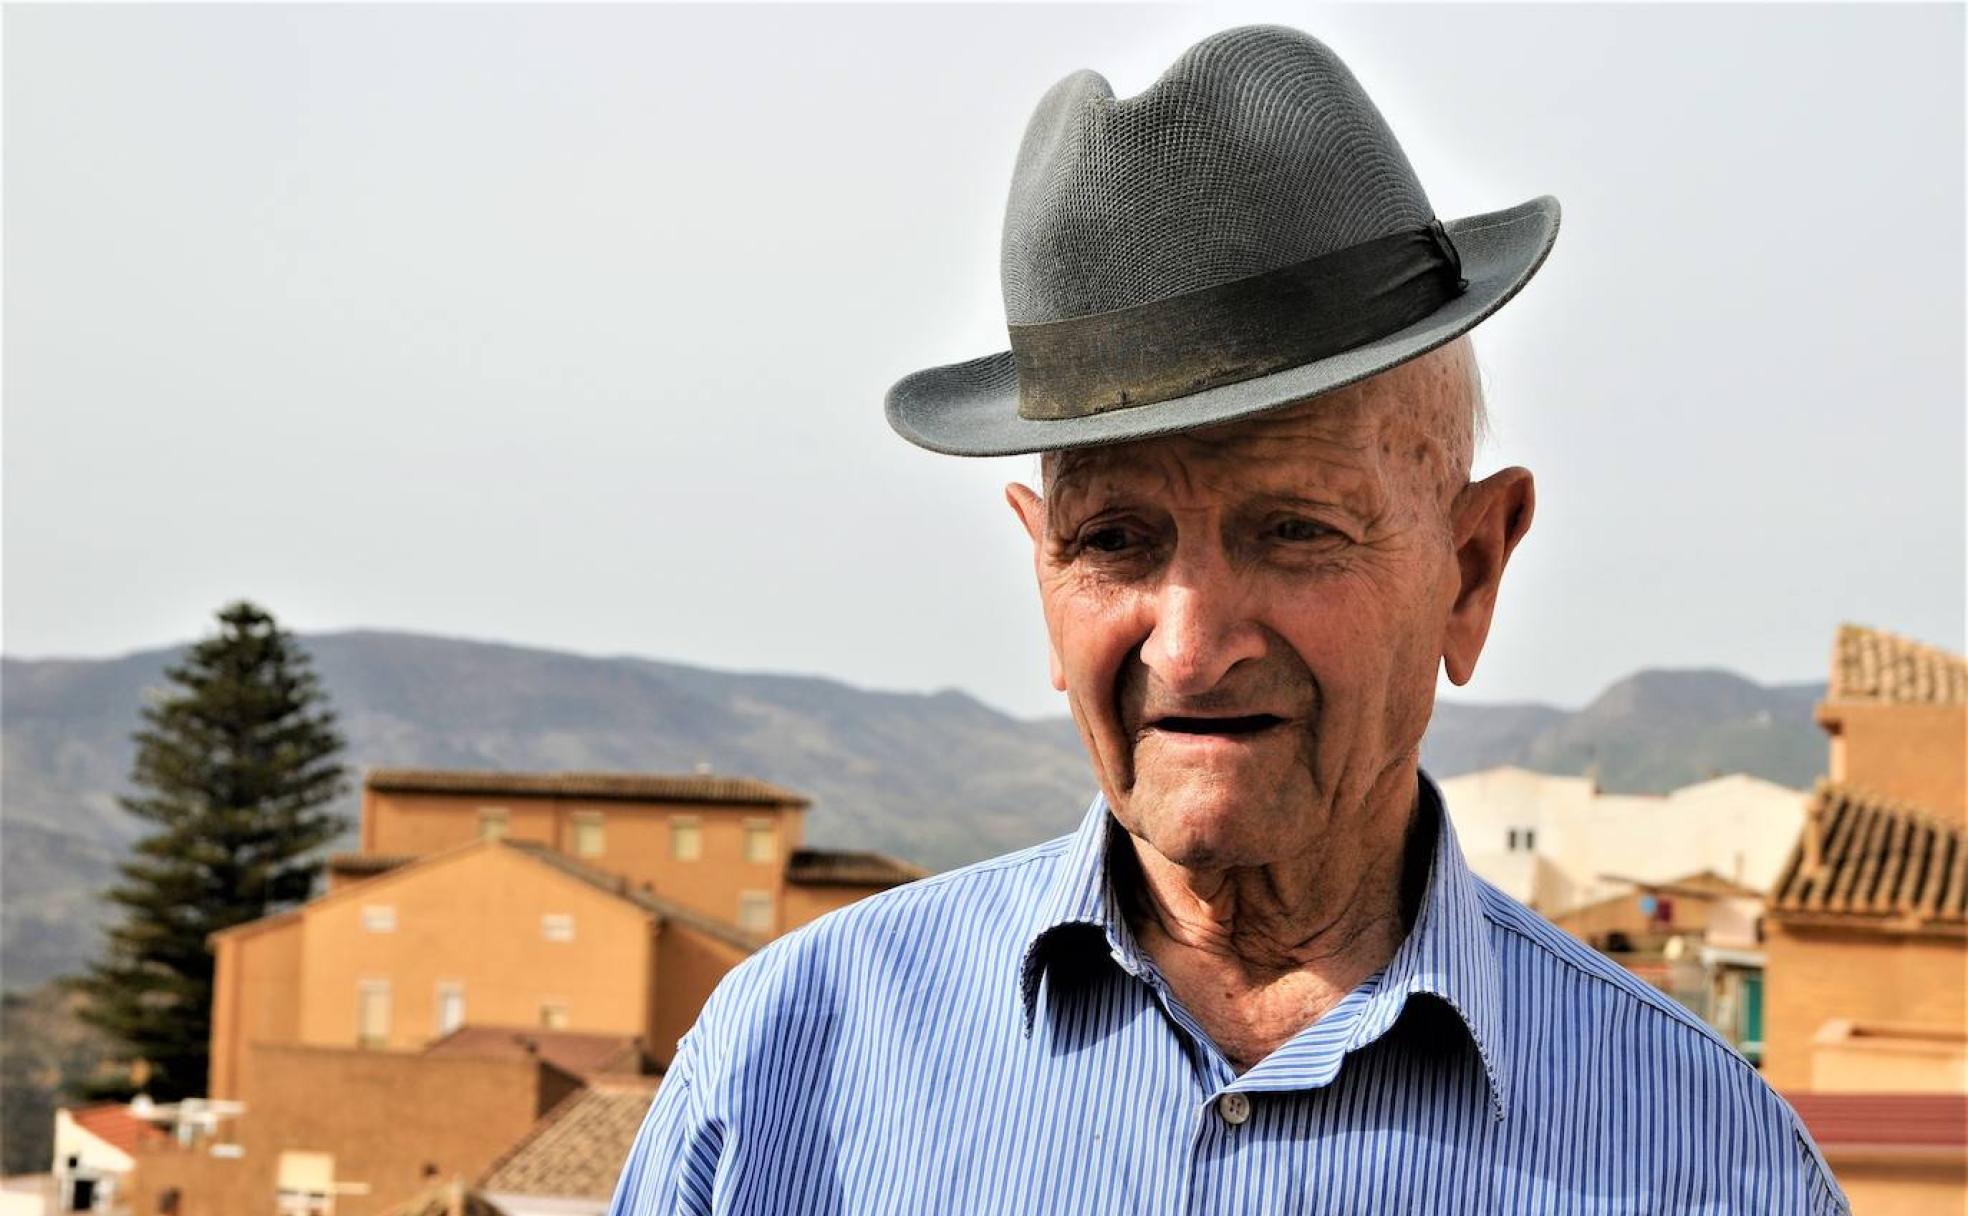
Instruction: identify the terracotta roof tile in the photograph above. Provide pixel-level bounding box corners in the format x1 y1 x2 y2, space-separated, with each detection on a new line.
327 853 416 877
785 848 929 888
66 1104 167 1156
1771 782 1966 925
1829 624 1968 706
1782 1092 1968 1150
364 769 809 807
422 1027 646 1078
479 1084 660 1200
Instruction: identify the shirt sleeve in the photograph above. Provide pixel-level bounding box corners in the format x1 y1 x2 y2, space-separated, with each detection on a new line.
1798 1129 1851 1216
608 1038 722 1216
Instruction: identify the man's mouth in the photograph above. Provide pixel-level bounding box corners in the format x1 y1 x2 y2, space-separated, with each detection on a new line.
1149 714 1287 737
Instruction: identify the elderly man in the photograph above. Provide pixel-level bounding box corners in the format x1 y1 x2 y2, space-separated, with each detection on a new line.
610 26 1847 1215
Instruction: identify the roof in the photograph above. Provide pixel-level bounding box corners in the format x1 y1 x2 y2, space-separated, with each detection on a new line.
785 847 929 888
328 852 416 877
1829 623 1968 706
364 768 808 807
207 905 303 943
505 841 767 952
422 1027 646 1078
1770 782 1966 926
211 835 767 952
65 1103 168 1156
383 1180 508 1216
479 1082 660 1200
1593 870 1765 902
1782 1092 1968 1152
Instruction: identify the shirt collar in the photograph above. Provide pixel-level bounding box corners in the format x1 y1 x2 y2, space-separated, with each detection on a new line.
1015 771 1510 1119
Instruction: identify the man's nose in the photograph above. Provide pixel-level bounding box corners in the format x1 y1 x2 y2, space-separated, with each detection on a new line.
1138 541 1266 696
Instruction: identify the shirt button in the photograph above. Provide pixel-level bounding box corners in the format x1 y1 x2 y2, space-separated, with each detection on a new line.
1218 1092 1251 1126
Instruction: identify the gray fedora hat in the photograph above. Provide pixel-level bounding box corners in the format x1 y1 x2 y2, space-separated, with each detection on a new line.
886 25 1560 457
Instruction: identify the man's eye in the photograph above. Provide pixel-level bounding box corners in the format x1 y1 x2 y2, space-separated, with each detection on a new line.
1084 526 1136 553
1273 518 1332 542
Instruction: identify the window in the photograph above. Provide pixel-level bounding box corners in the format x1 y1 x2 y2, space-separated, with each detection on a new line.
357 980 391 1048
360 905 396 934
743 819 777 865
1523 828 1537 851
541 913 575 943
539 1001 569 1030
1506 828 1537 853
435 982 465 1035
478 807 509 840
275 1153 335 1216
670 816 702 862
737 891 774 935
274 1188 331 1216
1506 829 1518 851
571 812 605 858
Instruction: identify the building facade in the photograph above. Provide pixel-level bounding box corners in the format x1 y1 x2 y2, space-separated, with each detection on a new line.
1764 625 1967 1213
1439 766 1807 917
129 768 923 1216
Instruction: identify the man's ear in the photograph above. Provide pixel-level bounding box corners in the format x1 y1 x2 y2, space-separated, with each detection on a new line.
1005 482 1046 546
1442 467 1535 686
1004 483 1067 692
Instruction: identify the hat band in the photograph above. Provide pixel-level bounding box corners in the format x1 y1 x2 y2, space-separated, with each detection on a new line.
1008 222 1467 421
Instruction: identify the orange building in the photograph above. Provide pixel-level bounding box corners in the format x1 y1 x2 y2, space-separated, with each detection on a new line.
1815 625 1968 820
348 770 915 938
131 768 923 1216
1764 625 1967 1213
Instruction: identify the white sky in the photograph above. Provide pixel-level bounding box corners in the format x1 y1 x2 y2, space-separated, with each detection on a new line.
4 3 1962 719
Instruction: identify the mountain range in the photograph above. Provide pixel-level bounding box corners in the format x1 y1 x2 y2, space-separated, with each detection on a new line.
0 629 1829 990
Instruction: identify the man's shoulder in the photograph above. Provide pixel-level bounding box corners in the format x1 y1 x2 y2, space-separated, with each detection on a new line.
782 830 1076 952
686 832 1075 1051
1471 879 1843 1202
1476 881 1738 1047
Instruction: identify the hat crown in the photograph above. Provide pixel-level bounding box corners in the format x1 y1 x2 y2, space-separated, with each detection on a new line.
1001 26 1434 326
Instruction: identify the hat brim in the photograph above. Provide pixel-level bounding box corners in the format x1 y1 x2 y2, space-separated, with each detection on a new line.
886 196 1560 457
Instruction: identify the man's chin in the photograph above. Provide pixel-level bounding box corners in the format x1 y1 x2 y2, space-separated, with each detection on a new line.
1119 782 1299 872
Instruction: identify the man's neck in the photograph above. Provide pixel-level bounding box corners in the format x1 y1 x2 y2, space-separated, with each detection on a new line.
1116 773 1436 1070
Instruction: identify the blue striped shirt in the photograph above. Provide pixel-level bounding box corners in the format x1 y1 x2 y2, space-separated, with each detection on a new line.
610 774 1849 1214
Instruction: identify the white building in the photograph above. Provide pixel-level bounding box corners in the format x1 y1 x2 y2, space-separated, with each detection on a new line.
50 1105 155 1214
0 1175 55 1216
1439 767 1808 916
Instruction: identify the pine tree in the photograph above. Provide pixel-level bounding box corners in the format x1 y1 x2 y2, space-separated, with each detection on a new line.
75 601 348 1099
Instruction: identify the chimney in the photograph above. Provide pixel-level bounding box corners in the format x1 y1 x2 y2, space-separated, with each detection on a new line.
1802 785 1826 877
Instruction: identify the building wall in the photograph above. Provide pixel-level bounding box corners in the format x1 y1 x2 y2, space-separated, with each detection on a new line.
365 791 559 855
1811 1032 1968 1093
363 791 798 933
129 1045 577 1216
553 803 789 935
295 846 655 1051
647 921 750 1070
128 1142 264 1216
1762 923 1968 1089
1551 882 1738 947
208 915 305 1100
782 882 889 931
1442 768 1804 917
1824 702 1968 824
1821 1154 1968 1216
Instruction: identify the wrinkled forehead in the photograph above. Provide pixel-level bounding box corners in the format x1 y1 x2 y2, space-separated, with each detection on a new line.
1043 393 1389 514
1040 343 1474 521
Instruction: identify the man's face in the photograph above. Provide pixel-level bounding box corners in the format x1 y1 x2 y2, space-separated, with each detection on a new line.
1008 344 1527 872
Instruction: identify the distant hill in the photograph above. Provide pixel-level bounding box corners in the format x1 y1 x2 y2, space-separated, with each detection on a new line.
0 630 1828 990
